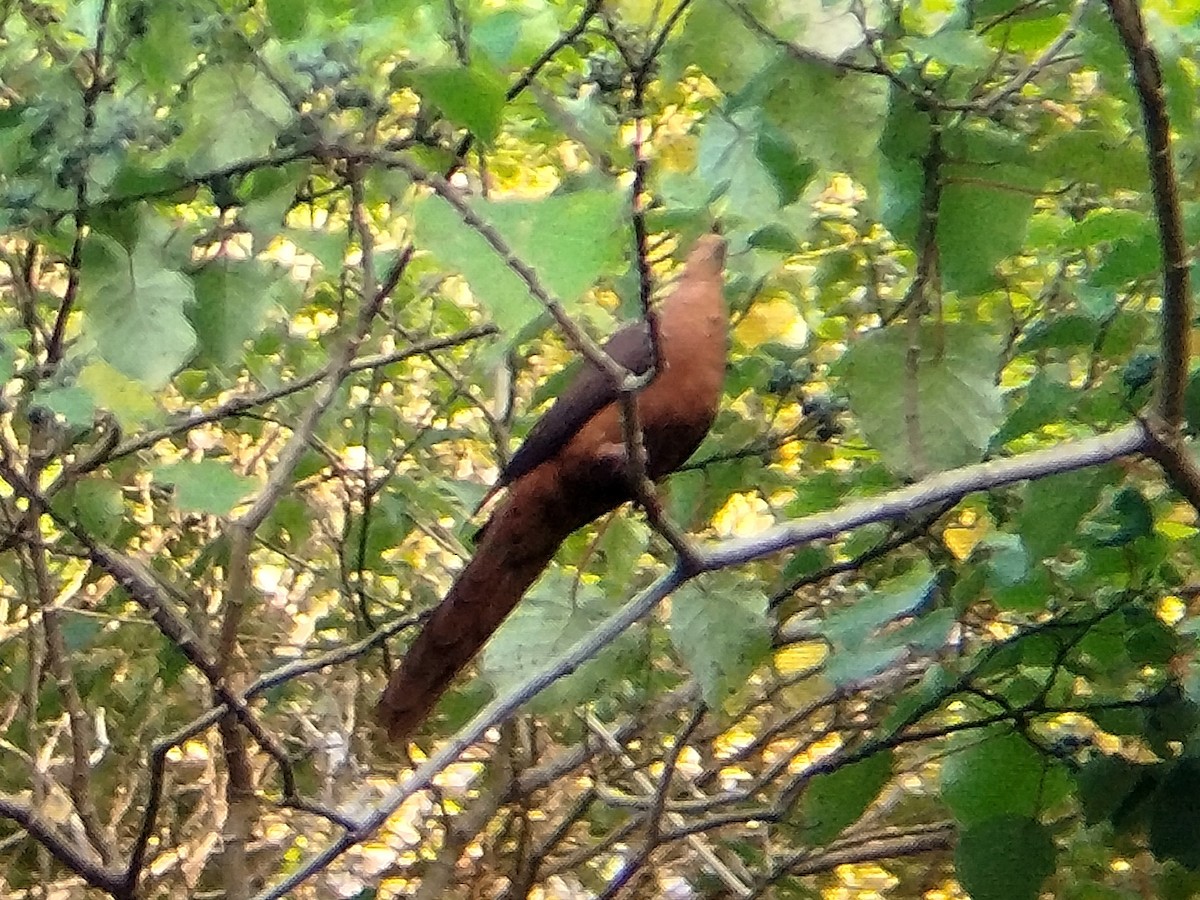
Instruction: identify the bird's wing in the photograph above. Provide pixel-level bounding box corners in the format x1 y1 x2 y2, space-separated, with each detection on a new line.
499 321 654 484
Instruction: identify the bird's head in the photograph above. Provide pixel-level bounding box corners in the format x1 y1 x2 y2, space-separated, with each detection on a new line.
687 233 727 274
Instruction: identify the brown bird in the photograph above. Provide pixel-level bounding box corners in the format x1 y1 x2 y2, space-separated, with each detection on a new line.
377 234 728 742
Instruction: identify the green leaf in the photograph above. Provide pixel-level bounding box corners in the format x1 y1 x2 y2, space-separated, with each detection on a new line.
1018 314 1101 352
153 460 258 516
905 28 994 69
285 227 349 273
240 162 309 246
778 545 830 585
65 0 102 43
176 65 295 173
1151 758 1200 870
1019 469 1109 561
1038 128 1148 192
824 643 909 687
1144 688 1200 758
939 171 1037 293
264 496 314 551
992 566 1052 613
993 8 1074 56
0 329 21 382
747 224 801 253
595 516 650 591
878 84 932 246
77 361 160 428
1160 864 1200 900
697 111 788 221
413 188 628 333
34 386 95 428
669 572 771 709
1095 485 1154 547
190 259 280 366
755 123 815 206
1091 230 1161 287
53 477 124 541
345 502 414 572
1185 368 1200 436
81 234 197 388
841 323 1003 477
1063 208 1150 247
955 816 1055 900
156 642 188 688
802 751 894 844
480 572 638 714
823 564 936 647
974 530 1028 581
1077 755 1156 827
669 0 767 94
941 729 1055 824
992 370 1075 448
821 566 949 686
760 55 888 188
882 663 953 733
266 0 308 40
61 615 103 654
411 64 507 146
473 9 526 66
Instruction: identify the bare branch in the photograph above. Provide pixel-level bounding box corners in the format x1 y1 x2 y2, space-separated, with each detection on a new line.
1105 0 1191 425
702 423 1146 570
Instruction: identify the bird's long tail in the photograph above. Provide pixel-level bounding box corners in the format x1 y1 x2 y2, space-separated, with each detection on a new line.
377 465 622 742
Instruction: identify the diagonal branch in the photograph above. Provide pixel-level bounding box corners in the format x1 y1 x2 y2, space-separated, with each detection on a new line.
0 796 122 894
1105 0 1191 425
702 423 1146 570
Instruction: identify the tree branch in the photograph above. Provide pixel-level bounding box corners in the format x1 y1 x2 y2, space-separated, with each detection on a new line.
1105 0 1191 425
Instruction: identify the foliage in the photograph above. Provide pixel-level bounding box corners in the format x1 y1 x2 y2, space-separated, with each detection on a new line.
1 0 1200 898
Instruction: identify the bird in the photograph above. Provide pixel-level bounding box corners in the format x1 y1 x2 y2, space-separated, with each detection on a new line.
377 233 728 742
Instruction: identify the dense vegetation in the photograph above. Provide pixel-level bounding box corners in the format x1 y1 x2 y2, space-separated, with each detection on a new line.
2 0 1200 897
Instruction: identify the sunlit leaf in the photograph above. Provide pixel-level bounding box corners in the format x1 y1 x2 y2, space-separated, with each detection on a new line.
77 361 160 428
